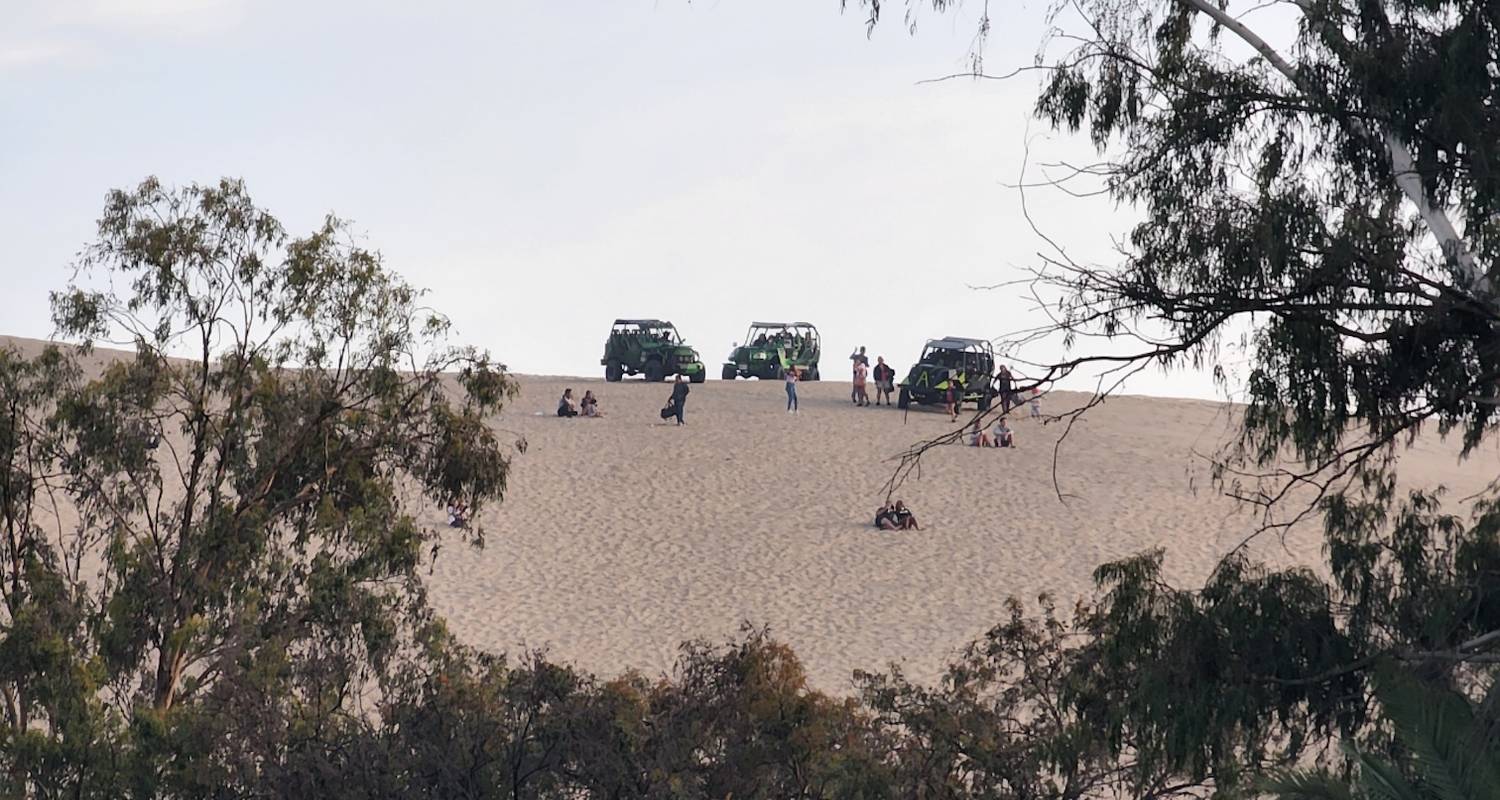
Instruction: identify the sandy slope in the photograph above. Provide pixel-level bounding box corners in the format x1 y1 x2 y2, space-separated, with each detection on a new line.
429 371 1495 692
7 336 1496 692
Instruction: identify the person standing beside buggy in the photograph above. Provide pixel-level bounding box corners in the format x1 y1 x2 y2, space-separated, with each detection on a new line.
670 374 690 425
849 346 868 404
872 357 895 405
995 364 1014 412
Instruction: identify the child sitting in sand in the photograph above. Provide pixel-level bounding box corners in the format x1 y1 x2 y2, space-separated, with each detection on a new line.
581 390 601 417
874 502 901 530
992 417 1014 448
968 420 992 447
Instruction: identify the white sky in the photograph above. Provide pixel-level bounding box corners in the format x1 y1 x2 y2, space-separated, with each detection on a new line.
0 0 1250 399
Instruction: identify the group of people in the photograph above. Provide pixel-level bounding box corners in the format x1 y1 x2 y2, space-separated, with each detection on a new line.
446 501 470 528
847 347 897 406
968 416 1016 448
782 347 894 413
559 378 688 424
874 500 920 530
557 388 603 418
752 330 812 360
542 348 1047 536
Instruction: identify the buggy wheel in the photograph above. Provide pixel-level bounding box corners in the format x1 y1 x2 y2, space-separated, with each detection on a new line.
805 366 819 381
772 364 785 380
721 364 737 381
689 369 705 384
977 390 992 412
605 361 623 382
897 387 910 410
645 361 665 382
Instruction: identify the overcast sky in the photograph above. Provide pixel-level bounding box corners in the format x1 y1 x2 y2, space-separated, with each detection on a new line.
0 0 1245 399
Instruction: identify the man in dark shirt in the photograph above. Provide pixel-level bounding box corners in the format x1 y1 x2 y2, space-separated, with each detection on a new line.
670 374 690 425
872 356 896 405
996 364 1014 412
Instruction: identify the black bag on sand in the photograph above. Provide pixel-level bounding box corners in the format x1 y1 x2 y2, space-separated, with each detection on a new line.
659 402 674 420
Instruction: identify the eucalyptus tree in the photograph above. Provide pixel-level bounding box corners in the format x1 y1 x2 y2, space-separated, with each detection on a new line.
1 177 519 797
862 0 1498 507
844 0 1500 794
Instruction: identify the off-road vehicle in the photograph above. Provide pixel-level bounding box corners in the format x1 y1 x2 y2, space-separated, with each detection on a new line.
601 319 706 383
721 321 821 380
896 337 996 411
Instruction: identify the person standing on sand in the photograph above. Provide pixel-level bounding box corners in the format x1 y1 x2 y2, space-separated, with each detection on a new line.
849 346 868 403
1029 387 1041 419
943 378 959 421
785 365 799 413
670 375 690 425
996 365 1014 412
872 356 895 405
852 359 869 407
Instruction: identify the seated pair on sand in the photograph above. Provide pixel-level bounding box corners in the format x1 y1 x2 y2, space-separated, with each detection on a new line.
447 501 470 528
968 417 1015 448
557 389 602 418
874 501 920 531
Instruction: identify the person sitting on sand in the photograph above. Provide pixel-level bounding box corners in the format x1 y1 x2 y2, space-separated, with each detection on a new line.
969 420 992 447
891 500 920 530
581 390 601 417
874 502 900 530
447 501 469 528
557 388 578 418
993 416 1014 448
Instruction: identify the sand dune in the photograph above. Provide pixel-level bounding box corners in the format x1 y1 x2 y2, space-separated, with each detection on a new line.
430 371 1496 692
7 335 1496 693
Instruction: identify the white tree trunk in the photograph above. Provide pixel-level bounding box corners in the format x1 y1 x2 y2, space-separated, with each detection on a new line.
1180 0 1492 303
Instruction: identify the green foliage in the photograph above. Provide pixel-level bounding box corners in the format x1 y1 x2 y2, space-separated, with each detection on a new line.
1261 667 1500 800
0 177 519 797
830 3 1500 793
10 3 1500 785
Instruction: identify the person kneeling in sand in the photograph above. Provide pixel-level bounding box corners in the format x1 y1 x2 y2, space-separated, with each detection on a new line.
874 502 901 530
992 417 1015 448
891 500 920 530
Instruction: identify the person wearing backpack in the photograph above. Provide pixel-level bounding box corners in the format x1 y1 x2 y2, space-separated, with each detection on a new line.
669 374 690 425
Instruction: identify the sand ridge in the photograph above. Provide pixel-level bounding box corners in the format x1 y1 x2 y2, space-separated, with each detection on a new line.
5 335 1494 693
426 372 1495 692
